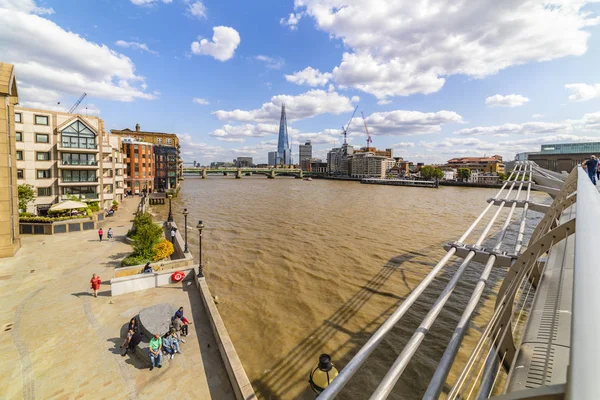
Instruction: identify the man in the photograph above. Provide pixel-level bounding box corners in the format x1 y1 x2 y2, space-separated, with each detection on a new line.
170 228 176 244
585 155 598 185
171 317 186 343
148 333 163 371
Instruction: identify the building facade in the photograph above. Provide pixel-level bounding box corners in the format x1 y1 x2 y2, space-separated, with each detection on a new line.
276 104 291 165
268 151 277 166
327 143 354 175
14 107 125 213
446 155 505 174
154 146 178 190
121 138 154 194
110 124 182 188
235 157 253 167
350 152 395 178
299 140 312 170
0 63 21 258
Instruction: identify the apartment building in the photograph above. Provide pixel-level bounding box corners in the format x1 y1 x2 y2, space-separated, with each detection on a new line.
110 124 182 187
14 107 125 214
0 62 21 258
299 140 312 170
446 155 505 174
350 152 395 178
121 137 154 194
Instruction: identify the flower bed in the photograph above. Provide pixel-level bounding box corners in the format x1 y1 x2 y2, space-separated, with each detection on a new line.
19 215 90 223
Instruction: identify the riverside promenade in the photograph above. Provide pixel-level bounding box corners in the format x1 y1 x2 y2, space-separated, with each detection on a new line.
0 197 234 400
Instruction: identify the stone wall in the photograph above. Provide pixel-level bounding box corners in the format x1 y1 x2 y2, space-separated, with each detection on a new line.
110 267 195 296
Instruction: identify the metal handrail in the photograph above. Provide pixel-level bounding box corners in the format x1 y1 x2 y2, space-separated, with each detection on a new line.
568 166 600 399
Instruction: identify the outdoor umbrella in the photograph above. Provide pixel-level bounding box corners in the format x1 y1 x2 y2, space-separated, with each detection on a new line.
49 200 88 211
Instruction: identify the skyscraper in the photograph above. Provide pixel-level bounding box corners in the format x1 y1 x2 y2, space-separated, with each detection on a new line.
268 151 277 166
277 104 291 165
299 140 312 170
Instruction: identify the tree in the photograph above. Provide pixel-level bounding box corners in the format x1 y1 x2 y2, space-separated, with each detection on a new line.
18 184 35 212
133 223 164 259
457 168 471 181
497 172 507 181
420 165 444 180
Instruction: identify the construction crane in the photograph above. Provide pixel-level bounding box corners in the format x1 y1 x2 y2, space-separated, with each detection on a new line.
341 105 359 145
68 92 87 113
361 111 372 148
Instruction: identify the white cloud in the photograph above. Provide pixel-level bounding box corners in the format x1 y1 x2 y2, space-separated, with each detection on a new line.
0 6 155 102
255 55 285 70
485 94 530 108
532 114 544 118
565 83 600 102
0 0 53 14
349 109 464 136
286 67 332 86
291 0 599 102
115 40 158 55
186 0 206 19
280 12 303 30
455 122 572 136
191 26 240 61
130 0 172 5
213 89 354 123
192 97 209 105
209 123 290 142
393 142 415 148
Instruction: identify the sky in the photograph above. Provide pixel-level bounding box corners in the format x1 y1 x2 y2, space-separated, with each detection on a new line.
1 0 600 165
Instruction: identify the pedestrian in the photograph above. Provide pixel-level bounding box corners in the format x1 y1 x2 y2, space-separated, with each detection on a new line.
90 273 101 298
148 333 163 371
98 228 103 241
585 155 598 185
107 228 113 241
170 228 175 244
597 163 600 181
173 306 191 336
171 315 186 343
121 329 142 357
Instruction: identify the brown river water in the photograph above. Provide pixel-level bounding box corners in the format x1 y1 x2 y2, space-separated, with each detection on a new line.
158 176 547 400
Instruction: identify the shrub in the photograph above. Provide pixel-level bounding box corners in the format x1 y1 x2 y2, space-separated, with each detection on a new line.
19 215 89 223
88 202 100 212
122 255 152 267
132 222 163 259
153 239 174 261
112 200 119 206
19 212 34 218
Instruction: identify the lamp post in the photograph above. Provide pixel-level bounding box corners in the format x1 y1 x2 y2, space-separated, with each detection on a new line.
196 220 204 277
309 354 339 394
183 208 189 253
167 194 173 222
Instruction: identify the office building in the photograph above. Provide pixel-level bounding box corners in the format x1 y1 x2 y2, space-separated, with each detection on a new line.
327 143 354 175
446 155 505 174
277 104 291 165
310 160 328 173
0 63 21 258
121 138 154 194
268 151 277 166
355 147 393 158
235 157 253 167
14 107 125 214
110 124 182 187
528 141 600 172
299 141 312 170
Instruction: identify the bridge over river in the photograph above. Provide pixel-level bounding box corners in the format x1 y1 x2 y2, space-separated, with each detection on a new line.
183 167 325 179
316 161 599 399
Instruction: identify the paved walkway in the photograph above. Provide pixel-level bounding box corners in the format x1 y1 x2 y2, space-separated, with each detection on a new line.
0 197 234 400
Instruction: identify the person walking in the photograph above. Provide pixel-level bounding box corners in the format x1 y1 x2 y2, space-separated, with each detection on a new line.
148 333 163 371
585 155 598 185
107 228 113 241
596 163 600 181
98 228 103 242
170 228 175 244
90 274 101 298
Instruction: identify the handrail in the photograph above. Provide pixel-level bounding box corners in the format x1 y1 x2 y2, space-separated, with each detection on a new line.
568 166 600 399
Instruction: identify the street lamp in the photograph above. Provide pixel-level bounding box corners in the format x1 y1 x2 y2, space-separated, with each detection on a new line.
183 208 189 253
167 194 173 222
309 354 339 394
196 220 204 277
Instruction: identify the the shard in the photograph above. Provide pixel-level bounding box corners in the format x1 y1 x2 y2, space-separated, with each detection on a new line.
277 104 291 165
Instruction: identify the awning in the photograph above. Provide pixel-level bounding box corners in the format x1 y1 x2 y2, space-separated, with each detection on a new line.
49 200 88 211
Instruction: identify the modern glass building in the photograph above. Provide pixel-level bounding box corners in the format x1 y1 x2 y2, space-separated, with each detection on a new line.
540 142 600 154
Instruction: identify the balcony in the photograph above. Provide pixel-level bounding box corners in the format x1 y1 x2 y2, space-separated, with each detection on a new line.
102 145 112 153
59 178 99 186
58 143 98 153
103 192 114 200
102 177 114 184
59 160 99 169
61 193 99 201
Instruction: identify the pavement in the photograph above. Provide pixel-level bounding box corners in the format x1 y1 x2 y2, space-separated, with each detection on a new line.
0 197 234 400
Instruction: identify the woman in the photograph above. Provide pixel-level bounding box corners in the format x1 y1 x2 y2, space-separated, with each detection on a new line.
142 263 153 273
98 228 103 242
173 306 191 336
90 274 101 298
107 228 113 241
127 317 138 334
162 329 182 359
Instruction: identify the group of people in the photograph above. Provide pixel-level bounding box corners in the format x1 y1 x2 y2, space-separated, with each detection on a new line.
119 306 192 371
97 228 113 242
583 155 600 185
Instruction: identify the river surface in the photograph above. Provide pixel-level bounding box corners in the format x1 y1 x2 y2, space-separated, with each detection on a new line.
161 176 547 399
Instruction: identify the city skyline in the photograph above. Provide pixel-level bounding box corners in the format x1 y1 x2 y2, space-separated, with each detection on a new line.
1 1 600 165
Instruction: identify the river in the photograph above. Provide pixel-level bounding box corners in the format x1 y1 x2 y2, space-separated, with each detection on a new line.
162 176 546 399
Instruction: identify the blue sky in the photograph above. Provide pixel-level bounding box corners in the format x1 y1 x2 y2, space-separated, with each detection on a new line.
1 0 600 164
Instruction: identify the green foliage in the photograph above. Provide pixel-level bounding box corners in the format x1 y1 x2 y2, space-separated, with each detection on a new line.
132 222 163 260
19 212 34 218
458 168 471 180
122 255 152 267
88 202 100 212
112 200 119 206
420 165 444 180
18 184 35 211
19 215 89 223
497 172 507 181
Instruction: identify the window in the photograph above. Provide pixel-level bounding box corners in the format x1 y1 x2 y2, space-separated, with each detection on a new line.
38 187 52 196
37 170 51 179
15 112 22 123
62 170 97 182
61 120 96 149
62 153 96 165
36 133 49 143
16 150 23 160
35 115 49 125
157 138 162 144
16 132 22 141
166 138 172 145
17 169 24 179
36 152 50 161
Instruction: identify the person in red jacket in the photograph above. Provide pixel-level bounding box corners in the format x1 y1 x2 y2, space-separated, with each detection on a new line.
90 273 101 297
98 228 103 241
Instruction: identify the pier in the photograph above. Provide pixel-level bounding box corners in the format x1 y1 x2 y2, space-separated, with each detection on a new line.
361 178 438 188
